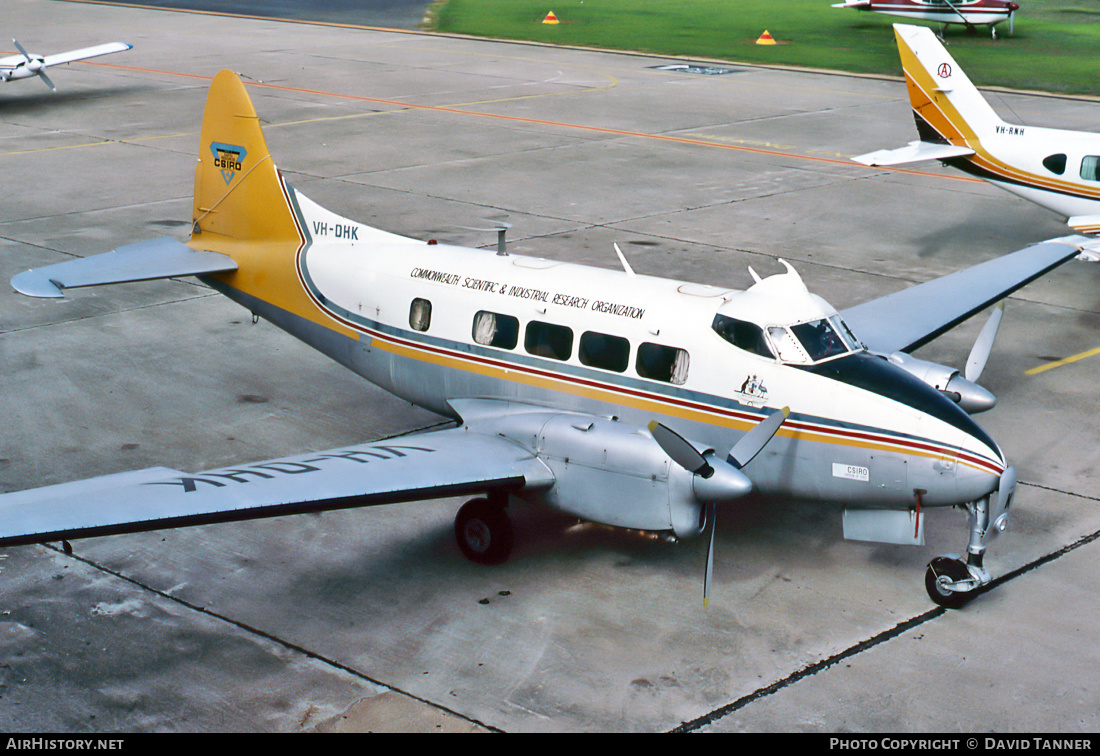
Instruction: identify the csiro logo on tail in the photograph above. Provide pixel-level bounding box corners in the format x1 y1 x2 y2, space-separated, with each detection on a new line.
210 142 247 184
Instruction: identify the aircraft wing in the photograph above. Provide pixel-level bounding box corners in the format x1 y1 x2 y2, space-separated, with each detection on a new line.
852 140 975 167
42 42 133 68
0 429 554 548
841 237 1088 354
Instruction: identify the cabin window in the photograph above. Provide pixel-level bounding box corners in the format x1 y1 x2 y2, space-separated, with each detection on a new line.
578 331 630 373
636 342 690 385
1042 154 1067 176
524 321 574 361
472 311 519 349
1081 156 1100 183
409 298 432 332
712 314 774 358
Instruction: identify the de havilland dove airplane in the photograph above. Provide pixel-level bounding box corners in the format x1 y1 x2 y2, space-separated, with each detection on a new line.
854 24 1100 256
0 39 132 91
832 0 1020 38
0 71 1090 608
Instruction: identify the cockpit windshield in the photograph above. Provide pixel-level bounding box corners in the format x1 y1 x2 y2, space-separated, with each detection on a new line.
715 312 862 365
789 316 863 362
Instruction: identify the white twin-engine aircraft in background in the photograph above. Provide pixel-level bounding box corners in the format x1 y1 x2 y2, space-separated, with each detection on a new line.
0 39 132 91
854 24 1100 258
2 71 1090 608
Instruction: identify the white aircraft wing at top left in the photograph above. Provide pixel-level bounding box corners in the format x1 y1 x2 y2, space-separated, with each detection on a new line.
0 39 132 91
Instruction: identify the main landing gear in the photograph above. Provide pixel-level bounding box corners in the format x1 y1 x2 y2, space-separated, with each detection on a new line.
455 494 513 565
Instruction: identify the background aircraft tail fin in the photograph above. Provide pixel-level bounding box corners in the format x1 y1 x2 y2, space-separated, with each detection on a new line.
894 24 1004 147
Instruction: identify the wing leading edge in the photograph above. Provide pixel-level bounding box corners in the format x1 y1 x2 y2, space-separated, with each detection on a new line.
841 237 1089 355
0 429 554 548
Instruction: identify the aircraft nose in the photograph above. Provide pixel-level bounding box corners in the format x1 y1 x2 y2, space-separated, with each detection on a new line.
953 454 1004 504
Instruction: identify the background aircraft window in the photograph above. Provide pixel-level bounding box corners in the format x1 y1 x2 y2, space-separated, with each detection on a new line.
473 310 519 349
636 342 690 385
524 320 573 361
578 331 630 372
1042 154 1067 175
409 298 431 331
712 314 774 358
1081 156 1100 182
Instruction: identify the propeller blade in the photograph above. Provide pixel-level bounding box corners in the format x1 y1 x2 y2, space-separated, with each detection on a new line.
728 406 790 469
648 421 711 476
703 501 715 608
1009 10 1015 35
964 302 1004 383
38 70 56 91
13 39 32 62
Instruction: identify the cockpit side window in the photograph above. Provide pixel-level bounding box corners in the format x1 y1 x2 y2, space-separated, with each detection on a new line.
1043 154 1067 176
712 314 774 358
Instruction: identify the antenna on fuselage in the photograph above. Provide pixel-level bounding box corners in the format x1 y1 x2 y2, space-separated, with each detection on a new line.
460 219 512 255
613 243 636 277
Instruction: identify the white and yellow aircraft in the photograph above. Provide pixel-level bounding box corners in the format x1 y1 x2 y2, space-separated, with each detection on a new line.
1 71 1090 608
0 39 131 91
853 24 1100 256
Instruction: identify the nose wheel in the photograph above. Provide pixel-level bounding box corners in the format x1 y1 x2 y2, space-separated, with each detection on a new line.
924 556 977 608
455 496 513 565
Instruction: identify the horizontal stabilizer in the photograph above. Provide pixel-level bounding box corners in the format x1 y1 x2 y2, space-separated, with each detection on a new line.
10 237 237 298
1068 215 1100 237
852 141 974 167
0 429 554 548
842 237 1087 355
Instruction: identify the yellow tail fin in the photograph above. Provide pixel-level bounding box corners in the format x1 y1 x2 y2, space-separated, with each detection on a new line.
191 70 298 245
190 70 354 337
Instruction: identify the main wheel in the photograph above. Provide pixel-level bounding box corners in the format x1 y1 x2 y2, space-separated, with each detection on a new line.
924 556 974 609
455 497 513 565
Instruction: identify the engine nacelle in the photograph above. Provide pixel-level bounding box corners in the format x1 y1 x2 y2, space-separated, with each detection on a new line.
885 352 996 414
491 412 707 539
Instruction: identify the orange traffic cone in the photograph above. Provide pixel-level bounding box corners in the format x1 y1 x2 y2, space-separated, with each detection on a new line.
543 11 560 24
756 30 776 45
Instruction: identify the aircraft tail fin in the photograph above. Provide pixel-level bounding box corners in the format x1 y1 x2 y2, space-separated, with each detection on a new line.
10 69 396 336
893 23 1005 148
190 70 300 248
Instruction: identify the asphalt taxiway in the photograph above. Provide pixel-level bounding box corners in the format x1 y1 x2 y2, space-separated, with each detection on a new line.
2 0 1099 733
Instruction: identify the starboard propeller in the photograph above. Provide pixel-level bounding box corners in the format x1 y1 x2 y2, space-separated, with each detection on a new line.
886 302 1004 414
964 301 1004 384
13 39 54 91
649 407 789 606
